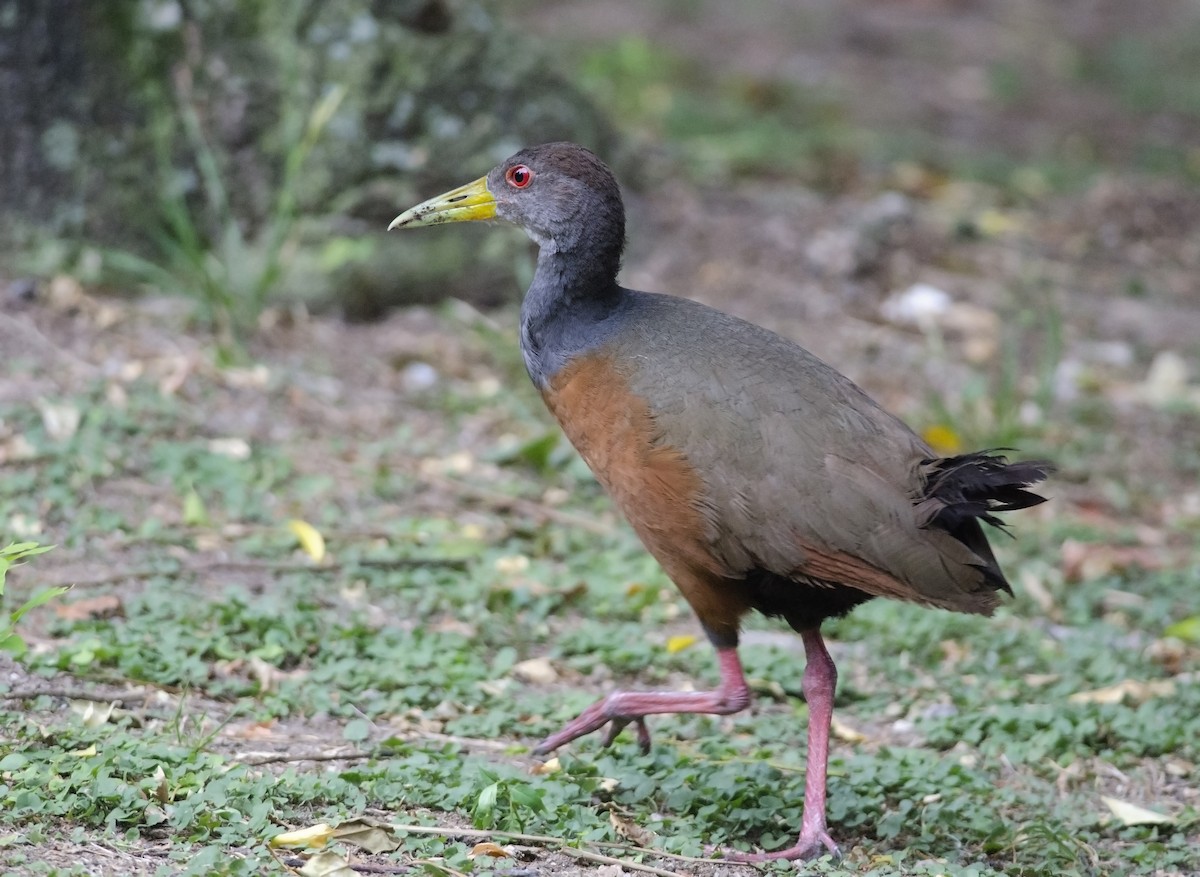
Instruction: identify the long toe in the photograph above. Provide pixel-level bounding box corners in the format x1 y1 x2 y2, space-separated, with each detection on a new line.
723 830 840 863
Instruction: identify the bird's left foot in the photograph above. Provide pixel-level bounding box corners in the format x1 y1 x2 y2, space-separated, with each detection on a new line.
532 693 655 755
721 829 840 863
531 650 751 756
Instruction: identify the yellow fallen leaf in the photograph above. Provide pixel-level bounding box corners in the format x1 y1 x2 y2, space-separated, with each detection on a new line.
1068 679 1175 705
468 841 511 859
69 744 98 758
1101 796 1176 826
270 822 334 849
830 716 867 743
288 519 326 563
460 523 485 541
666 634 698 654
976 208 1022 237
922 424 962 455
531 757 561 775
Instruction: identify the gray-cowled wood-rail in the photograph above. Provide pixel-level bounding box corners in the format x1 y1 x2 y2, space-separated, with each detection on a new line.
390 142 1052 862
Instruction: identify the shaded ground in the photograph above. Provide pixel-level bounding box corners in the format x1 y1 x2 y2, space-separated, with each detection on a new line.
3 152 1198 874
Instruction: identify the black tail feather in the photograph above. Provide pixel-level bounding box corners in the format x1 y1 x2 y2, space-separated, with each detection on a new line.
914 451 1053 594
919 450 1054 533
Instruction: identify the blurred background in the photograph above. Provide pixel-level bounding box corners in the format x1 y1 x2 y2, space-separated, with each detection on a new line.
1 2 1198 874
5 0 1200 506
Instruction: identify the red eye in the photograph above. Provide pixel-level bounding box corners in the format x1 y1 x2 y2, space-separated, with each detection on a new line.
506 164 533 188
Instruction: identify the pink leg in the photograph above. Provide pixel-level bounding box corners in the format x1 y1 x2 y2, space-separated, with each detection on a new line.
726 628 841 862
533 647 751 755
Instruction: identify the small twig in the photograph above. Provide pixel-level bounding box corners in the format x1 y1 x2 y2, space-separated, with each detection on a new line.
386 823 755 872
427 473 615 537
231 728 512 766
50 566 165 588
235 749 375 766
344 861 409 875
55 555 468 588
0 686 170 706
559 846 687 877
384 729 513 752
194 557 468 574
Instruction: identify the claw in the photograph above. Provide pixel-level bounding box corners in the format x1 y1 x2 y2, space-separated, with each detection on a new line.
722 829 840 863
531 647 750 756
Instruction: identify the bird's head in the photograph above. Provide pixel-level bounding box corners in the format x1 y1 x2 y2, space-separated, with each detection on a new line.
389 142 625 257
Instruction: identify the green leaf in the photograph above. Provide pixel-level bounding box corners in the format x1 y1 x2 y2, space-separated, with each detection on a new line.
0 632 27 655
1164 615 1200 643
472 782 499 828
182 485 209 526
508 784 546 813
9 586 71 626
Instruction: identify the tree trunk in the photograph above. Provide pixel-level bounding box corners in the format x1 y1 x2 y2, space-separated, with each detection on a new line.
0 0 88 234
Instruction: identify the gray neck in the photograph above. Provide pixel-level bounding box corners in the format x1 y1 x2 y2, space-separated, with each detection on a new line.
519 242 622 388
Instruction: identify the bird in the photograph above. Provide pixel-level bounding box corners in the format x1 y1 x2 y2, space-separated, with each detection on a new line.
389 142 1052 862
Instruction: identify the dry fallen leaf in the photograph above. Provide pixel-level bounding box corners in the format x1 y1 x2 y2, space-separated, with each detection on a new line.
511 657 558 685
608 807 656 846
208 437 251 460
1069 679 1176 705
225 719 279 740
221 364 271 390
69 700 116 729
493 554 530 575
419 451 474 476
0 434 36 463
36 401 81 442
332 819 400 854
55 594 123 622
1061 539 1177 583
152 765 170 804
1101 796 1176 827
468 841 511 859
297 850 356 877
1018 568 1058 618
